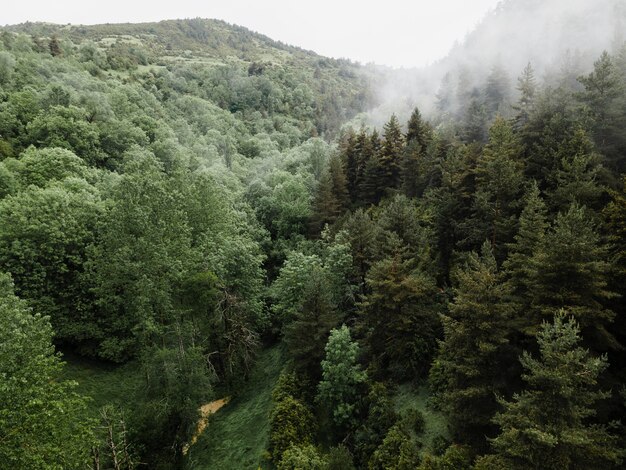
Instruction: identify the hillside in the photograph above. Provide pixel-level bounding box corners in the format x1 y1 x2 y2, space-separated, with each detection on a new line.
1 2 626 469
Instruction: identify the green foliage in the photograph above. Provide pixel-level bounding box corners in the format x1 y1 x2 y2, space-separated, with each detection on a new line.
283 266 341 380
431 243 515 448
0 273 94 468
278 444 327 470
527 204 617 348
489 314 623 469
465 116 525 259
368 424 420 470
325 445 356 470
362 251 441 381
187 346 284 470
317 325 367 431
0 178 102 348
269 396 316 464
354 383 399 466
418 444 473 470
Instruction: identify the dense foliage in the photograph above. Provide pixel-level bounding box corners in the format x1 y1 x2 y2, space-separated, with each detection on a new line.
1 8 626 470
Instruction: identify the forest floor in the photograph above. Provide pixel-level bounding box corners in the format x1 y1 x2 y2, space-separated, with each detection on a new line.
183 397 231 454
394 383 450 451
185 345 284 470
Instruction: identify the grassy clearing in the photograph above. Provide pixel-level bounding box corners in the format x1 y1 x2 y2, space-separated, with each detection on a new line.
186 346 284 470
58 351 142 415
394 383 450 452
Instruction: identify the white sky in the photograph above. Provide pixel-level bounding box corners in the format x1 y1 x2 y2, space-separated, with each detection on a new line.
1 0 502 68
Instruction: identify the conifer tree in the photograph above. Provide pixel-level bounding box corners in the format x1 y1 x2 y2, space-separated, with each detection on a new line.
502 181 547 336
488 314 623 470
310 154 349 234
578 51 625 170
403 107 433 198
549 127 605 211
359 130 384 205
430 243 515 448
513 62 537 129
468 116 525 260
484 64 512 119
528 204 617 348
361 248 441 381
379 115 405 193
283 267 341 381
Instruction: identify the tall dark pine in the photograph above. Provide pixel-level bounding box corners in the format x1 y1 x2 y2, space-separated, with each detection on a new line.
578 51 626 172
360 130 384 205
431 243 515 450
486 315 623 470
469 116 525 260
528 204 617 349
512 62 537 130
361 251 441 381
379 115 404 193
283 267 340 381
402 107 433 198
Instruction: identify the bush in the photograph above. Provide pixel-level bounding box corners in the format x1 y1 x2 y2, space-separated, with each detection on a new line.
269 395 316 463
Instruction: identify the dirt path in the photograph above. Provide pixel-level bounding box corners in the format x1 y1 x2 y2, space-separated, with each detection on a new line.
183 397 230 454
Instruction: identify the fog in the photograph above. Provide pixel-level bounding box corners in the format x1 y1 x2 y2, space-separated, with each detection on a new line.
367 0 626 126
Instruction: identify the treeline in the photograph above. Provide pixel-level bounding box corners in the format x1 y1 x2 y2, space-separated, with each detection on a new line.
265 46 626 468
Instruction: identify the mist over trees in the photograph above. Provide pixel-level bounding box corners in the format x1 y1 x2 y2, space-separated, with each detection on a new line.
0 1 625 469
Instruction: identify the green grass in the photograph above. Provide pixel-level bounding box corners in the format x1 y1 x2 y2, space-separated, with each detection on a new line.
58 351 142 415
393 383 450 452
186 346 284 470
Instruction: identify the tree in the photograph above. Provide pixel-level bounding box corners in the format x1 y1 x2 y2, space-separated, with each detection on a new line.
484 64 511 118
403 108 433 198
361 250 441 381
527 204 617 349
502 181 548 336
0 272 94 468
513 63 537 129
430 243 515 449
0 178 102 350
283 266 341 381
379 114 405 192
548 128 605 212
368 424 420 470
278 444 326 470
269 396 316 464
578 51 625 171
310 153 349 234
466 116 525 260
317 325 367 432
489 314 623 469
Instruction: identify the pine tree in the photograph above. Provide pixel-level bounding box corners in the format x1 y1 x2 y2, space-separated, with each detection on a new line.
283 267 341 381
485 64 511 118
402 107 433 198
430 243 515 449
359 130 384 205
310 154 349 234
528 204 617 348
468 116 525 260
503 181 548 336
361 249 441 381
378 115 405 193
578 51 625 171
462 97 488 143
489 314 623 470
513 63 537 129
549 127 605 211
49 35 62 57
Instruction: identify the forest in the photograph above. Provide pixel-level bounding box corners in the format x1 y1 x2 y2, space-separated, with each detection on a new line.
1 3 626 469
